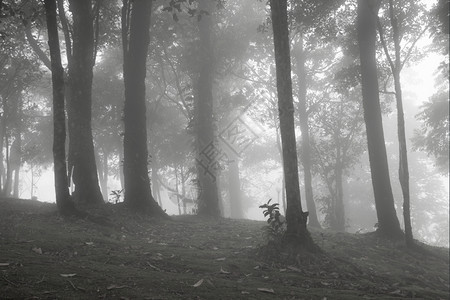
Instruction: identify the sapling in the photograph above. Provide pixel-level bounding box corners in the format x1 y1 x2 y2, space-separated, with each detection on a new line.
259 199 286 240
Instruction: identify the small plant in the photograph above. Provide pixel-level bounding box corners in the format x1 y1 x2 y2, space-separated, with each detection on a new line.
109 189 124 204
259 199 286 240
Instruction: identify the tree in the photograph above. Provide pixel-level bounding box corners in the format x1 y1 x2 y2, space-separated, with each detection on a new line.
66 0 104 206
194 0 221 217
356 0 402 238
121 0 166 216
44 0 75 215
292 34 321 229
311 91 366 231
269 0 315 249
376 0 429 246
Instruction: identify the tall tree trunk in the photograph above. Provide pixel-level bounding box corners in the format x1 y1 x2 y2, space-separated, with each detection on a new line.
274 112 286 214
11 138 20 198
175 165 181 215
122 0 166 216
389 0 413 245
0 113 4 194
118 146 124 190
270 0 315 249
229 158 243 219
99 150 109 201
334 162 345 231
4 134 11 196
44 0 75 215
67 0 104 206
294 34 321 229
356 0 402 238
195 0 220 217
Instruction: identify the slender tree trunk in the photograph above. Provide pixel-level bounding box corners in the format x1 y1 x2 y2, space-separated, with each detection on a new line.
294 35 321 229
195 0 220 217
229 158 243 219
381 0 413 246
151 163 163 208
270 0 315 249
4 134 11 196
67 0 104 206
118 146 124 190
122 0 166 216
181 168 187 214
274 116 286 215
101 150 109 201
0 113 4 194
334 162 345 231
356 0 402 238
175 165 181 215
395 71 413 245
44 0 75 215
11 138 20 198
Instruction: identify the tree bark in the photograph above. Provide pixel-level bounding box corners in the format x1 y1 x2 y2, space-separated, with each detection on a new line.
228 158 243 219
122 0 166 216
270 0 315 249
382 0 413 245
293 35 321 229
44 0 75 215
195 0 221 217
67 0 104 206
356 0 402 238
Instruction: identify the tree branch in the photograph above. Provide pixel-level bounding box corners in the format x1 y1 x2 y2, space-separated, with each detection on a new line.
57 0 72 62
23 21 51 70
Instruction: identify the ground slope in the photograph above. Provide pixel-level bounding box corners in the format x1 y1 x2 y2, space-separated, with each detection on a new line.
0 198 448 299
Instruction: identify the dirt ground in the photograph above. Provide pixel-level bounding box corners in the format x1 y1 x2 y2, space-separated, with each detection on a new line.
0 198 448 299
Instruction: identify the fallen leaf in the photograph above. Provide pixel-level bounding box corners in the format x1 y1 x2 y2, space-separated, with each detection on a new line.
32 247 42 255
389 289 403 295
257 288 275 294
193 279 204 287
60 274 76 278
107 284 128 290
287 265 301 272
146 262 161 271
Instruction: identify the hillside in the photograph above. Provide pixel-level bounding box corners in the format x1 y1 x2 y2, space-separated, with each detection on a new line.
0 198 448 299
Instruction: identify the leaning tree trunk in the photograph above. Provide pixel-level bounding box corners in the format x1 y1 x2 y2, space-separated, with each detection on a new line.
356 0 402 238
270 0 315 250
294 35 321 229
67 0 104 206
122 0 166 216
44 0 75 215
195 0 221 217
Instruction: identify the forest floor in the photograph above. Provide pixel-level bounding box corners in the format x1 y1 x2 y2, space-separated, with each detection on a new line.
0 198 448 300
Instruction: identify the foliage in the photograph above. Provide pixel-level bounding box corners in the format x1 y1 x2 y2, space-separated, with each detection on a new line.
412 93 449 174
108 189 123 204
259 198 286 240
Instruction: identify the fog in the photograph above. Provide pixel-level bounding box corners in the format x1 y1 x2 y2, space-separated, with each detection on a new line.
1 0 448 248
